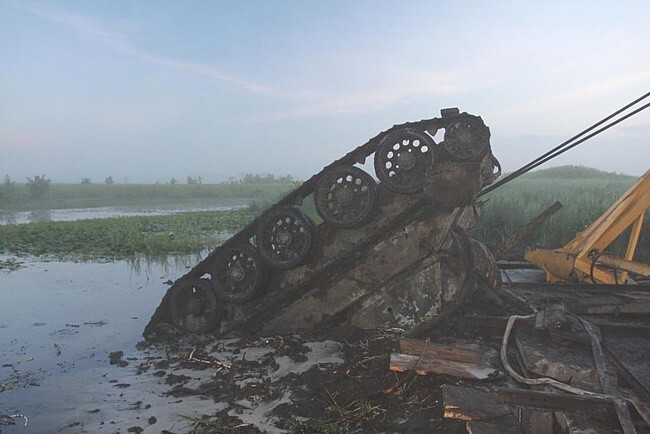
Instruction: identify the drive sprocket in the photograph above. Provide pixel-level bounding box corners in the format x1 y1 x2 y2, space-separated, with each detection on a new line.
443 117 490 160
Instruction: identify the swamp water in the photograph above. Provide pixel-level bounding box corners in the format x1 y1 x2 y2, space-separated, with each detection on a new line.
0 257 219 433
0 201 246 226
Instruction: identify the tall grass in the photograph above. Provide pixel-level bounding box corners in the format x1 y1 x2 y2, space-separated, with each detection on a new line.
472 176 648 261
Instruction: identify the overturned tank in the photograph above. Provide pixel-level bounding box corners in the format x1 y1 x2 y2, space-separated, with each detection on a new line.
144 108 502 340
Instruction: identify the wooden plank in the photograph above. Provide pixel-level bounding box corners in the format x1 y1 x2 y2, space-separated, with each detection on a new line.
515 327 598 385
503 282 650 293
603 332 650 401
498 262 540 270
462 314 650 337
579 319 636 434
494 201 562 259
442 385 524 433
389 353 498 380
518 408 554 434
443 385 514 420
467 418 525 434
505 285 650 316
399 338 483 364
499 389 613 413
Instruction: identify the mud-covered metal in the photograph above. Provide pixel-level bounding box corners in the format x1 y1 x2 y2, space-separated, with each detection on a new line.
211 243 267 303
144 108 501 340
257 206 315 269
314 166 377 228
374 128 437 194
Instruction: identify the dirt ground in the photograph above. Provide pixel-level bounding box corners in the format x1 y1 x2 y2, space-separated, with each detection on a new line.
127 290 510 434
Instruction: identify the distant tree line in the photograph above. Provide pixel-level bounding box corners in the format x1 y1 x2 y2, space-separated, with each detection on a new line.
0 172 298 205
0 174 52 202
230 173 295 184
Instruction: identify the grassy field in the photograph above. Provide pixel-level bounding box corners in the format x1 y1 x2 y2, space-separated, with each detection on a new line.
0 166 646 262
472 166 648 261
0 182 295 211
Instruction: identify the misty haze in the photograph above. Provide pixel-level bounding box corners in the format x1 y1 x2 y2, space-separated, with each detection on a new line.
1 1 649 433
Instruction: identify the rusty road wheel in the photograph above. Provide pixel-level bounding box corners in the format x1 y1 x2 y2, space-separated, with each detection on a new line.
169 278 220 333
314 166 377 229
211 243 267 303
257 206 315 269
374 128 436 194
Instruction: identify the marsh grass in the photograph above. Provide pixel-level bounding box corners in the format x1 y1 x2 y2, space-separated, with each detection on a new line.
1 167 647 263
472 176 649 261
0 182 295 211
0 209 257 260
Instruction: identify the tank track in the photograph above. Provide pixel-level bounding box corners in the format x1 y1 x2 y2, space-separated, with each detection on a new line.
144 108 502 340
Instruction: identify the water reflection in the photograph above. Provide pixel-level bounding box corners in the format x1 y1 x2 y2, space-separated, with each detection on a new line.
0 202 245 226
127 250 208 275
0 258 195 432
0 210 17 225
28 209 52 223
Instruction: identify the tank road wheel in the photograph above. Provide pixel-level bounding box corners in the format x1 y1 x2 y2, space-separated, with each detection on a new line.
374 128 436 194
443 117 490 161
314 166 377 229
257 206 315 269
169 278 219 333
211 243 267 303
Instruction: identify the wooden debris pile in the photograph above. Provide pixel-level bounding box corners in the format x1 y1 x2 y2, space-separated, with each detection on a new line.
388 279 650 433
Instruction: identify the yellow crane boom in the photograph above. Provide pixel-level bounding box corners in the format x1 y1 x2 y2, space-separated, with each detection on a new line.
526 170 649 284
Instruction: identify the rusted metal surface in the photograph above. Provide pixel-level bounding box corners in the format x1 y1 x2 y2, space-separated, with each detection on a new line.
144 108 501 340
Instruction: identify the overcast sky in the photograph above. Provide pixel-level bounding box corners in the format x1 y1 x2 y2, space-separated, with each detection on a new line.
1 0 649 183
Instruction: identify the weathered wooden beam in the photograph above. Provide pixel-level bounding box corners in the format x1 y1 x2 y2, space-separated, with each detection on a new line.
504 285 650 315
498 261 540 270
462 315 650 337
391 339 500 380
399 338 482 364
442 385 524 433
495 201 563 259
443 385 514 421
502 282 650 293
389 353 498 380
499 389 613 413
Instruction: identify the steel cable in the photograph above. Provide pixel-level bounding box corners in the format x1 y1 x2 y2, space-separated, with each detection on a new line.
480 91 650 196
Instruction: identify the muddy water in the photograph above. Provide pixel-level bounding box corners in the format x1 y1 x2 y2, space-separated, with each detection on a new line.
0 200 247 226
0 257 218 433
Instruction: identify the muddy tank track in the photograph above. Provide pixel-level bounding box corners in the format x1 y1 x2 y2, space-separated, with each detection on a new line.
144 108 502 340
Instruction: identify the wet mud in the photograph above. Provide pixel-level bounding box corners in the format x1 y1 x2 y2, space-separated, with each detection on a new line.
0 258 525 433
